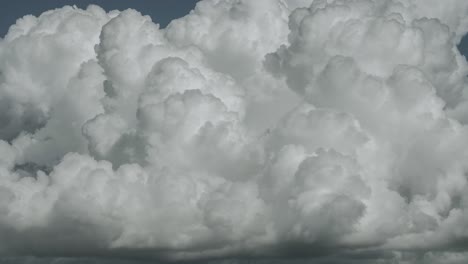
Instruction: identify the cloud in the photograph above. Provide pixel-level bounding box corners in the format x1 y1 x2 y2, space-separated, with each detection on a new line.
1 0 468 262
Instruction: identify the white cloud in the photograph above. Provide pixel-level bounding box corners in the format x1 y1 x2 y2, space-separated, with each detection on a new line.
0 0 468 262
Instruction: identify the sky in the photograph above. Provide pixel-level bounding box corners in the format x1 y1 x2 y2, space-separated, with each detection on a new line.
1 1 468 264
459 35 468 57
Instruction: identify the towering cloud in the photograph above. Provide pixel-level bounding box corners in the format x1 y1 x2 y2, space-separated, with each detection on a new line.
0 0 468 263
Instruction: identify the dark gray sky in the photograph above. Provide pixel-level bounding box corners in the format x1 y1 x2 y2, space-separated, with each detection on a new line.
459 35 468 58
0 0 201 38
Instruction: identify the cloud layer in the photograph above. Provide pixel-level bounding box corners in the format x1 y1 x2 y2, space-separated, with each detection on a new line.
1 0 468 263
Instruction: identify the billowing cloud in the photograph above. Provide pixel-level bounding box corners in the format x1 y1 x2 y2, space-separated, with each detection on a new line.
1 0 468 263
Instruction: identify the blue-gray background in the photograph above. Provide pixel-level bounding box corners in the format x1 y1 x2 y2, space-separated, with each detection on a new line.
0 0 201 37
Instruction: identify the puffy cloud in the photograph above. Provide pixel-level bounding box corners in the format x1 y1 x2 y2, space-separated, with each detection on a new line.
1 0 468 262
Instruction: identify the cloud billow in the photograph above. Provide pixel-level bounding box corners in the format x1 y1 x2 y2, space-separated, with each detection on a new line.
1 0 468 263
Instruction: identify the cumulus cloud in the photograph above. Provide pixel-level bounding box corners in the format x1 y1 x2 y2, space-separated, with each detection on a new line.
1 0 468 263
